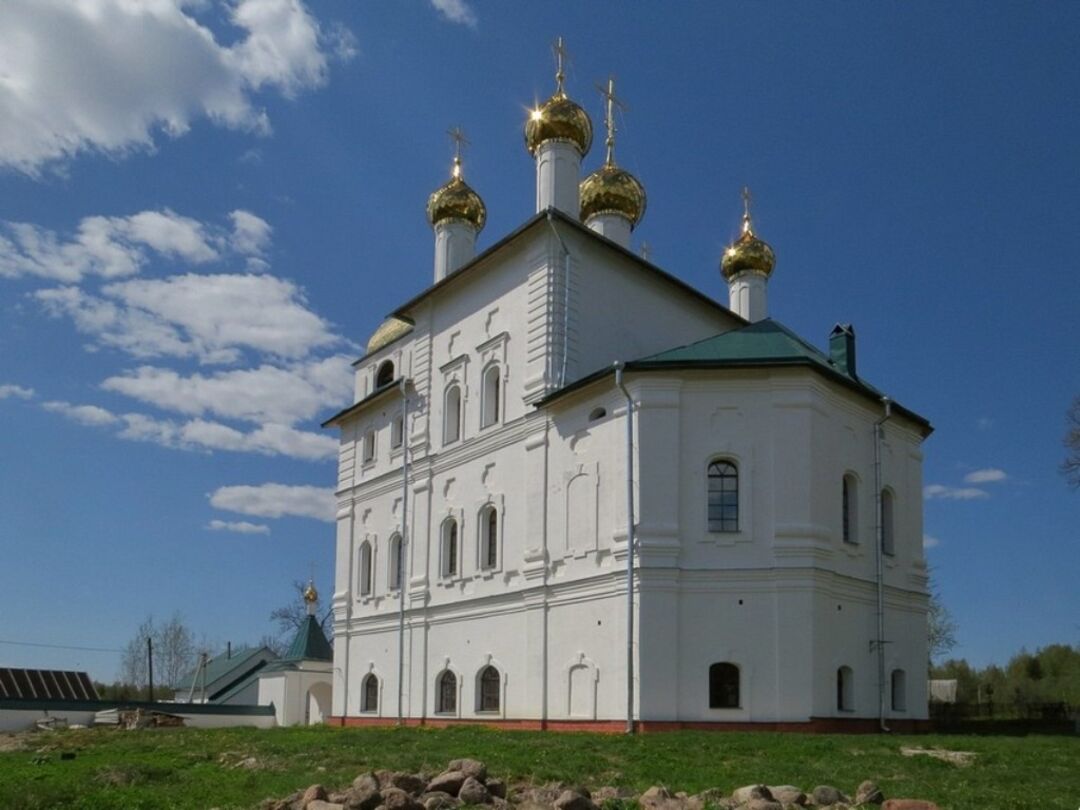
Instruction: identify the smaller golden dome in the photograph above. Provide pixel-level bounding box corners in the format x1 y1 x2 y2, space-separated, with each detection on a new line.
525 91 593 157
303 580 318 604
366 316 413 355
426 159 486 231
721 190 775 278
580 163 647 227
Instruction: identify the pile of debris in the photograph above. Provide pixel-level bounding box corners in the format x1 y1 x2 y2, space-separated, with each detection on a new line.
259 758 941 810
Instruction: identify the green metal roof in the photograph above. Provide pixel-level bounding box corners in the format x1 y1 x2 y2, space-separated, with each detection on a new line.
284 616 333 662
174 647 273 692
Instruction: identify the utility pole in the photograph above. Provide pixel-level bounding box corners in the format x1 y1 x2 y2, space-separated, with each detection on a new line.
147 637 154 702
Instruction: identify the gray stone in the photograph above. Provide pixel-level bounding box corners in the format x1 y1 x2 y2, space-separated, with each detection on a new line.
390 773 428 796
428 772 467 797
347 786 383 810
382 787 425 810
855 782 884 806
302 785 329 806
486 779 507 800
811 787 845 807
768 787 805 806
732 785 773 804
554 790 597 810
308 803 345 810
421 792 460 810
459 777 491 805
747 801 783 810
448 759 488 782
354 774 381 794
591 787 635 804
515 802 555 810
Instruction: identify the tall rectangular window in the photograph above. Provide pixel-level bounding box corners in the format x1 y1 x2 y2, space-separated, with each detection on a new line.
707 460 739 532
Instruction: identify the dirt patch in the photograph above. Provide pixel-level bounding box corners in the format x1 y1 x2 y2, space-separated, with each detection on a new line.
0 732 31 752
900 746 977 767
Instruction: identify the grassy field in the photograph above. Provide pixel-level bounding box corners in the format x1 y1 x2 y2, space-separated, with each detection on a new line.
0 725 1077 810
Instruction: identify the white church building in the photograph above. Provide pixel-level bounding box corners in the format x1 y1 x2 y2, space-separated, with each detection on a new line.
324 46 932 732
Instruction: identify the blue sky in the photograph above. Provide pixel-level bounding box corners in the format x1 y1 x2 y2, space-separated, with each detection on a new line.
0 1 1077 682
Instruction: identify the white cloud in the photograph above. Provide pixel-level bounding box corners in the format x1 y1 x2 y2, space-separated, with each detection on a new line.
0 0 354 175
963 468 1007 484
37 272 340 363
209 483 335 522
102 355 352 425
923 534 940 549
0 209 264 282
924 484 989 501
0 384 35 400
207 519 270 535
42 400 120 426
430 0 477 26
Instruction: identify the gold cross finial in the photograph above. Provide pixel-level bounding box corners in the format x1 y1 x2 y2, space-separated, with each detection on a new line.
448 126 469 178
553 36 568 93
741 185 753 234
596 75 626 166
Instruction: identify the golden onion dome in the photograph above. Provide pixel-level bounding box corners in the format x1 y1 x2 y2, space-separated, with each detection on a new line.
525 91 593 157
426 159 486 231
303 580 318 604
721 199 776 279
580 163 647 227
366 316 413 355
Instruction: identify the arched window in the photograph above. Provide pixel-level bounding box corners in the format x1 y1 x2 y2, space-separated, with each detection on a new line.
376 361 395 388
481 365 500 428
708 662 740 709
444 384 462 444
388 533 402 591
891 669 907 712
361 673 378 713
707 460 739 532
837 666 854 711
391 413 404 449
881 489 895 556
480 505 498 569
436 670 457 714
842 474 858 545
358 541 373 597
477 665 500 712
441 518 458 578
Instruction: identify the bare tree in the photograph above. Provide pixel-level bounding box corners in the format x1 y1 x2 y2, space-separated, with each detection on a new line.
1063 396 1080 488
118 613 197 691
119 616 155 688
928 581 958 666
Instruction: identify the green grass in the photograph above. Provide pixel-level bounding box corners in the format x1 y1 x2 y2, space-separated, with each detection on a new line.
0 725 1077 810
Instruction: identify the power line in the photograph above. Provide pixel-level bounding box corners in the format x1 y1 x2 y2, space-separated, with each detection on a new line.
0 638 123 654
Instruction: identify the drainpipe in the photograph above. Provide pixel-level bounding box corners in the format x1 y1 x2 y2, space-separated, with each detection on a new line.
614 362 636 734
397 378 410 726
873 396 892 732
546 213 572 388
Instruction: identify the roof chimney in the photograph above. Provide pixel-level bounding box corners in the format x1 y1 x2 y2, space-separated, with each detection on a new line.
829 323 857 377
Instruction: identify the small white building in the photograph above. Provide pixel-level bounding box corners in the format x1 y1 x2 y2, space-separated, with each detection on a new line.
324 46 931 731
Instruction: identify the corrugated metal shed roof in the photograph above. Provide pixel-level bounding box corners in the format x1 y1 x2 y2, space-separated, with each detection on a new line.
0 667 98 700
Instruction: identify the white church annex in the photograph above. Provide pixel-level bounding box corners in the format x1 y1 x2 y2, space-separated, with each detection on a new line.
323 42 932 732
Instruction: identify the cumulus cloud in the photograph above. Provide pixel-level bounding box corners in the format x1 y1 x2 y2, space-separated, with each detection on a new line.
0 0 354 174
36 272 340 363
102 355 352 425
0 384 35 400
923 534 940 549
924 484 989 501
207 519 270 535
963 468 1007 484
209 483 336 522
42 400 120 426
0 209 268 282
429 0 477 26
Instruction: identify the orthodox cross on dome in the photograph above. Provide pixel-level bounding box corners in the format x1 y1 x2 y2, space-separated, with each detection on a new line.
448 126 469 178
741 185 754 234
596 76 626 166
552 36 568 93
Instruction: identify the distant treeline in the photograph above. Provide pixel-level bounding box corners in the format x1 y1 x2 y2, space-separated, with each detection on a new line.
932 643 1080 709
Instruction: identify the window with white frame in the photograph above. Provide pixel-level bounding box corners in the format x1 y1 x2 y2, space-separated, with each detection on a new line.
362 429 376 463
358 541 373 597
842 474 859 544
881 488 895 556
440 518 459 578
480 364 500 428
477 665 500 712
707 460 739 532
391 413 404 449
444 384 462 444
480 504 498 569
388 533 402 591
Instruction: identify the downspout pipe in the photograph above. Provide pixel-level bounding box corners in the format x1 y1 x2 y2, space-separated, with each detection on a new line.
614 362 636 734
546 212 572 388
397 378 410 726
874 396 892 732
